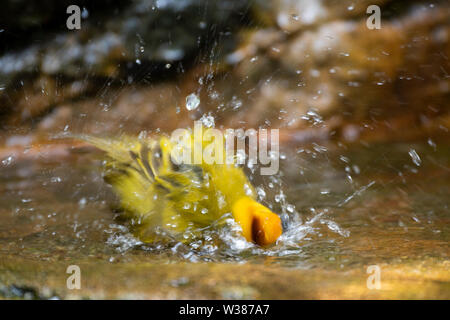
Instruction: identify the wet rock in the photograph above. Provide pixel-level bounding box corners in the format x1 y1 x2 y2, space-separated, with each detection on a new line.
0 283 58 299
37 105 73 132
0 75 91 128
0 284 40 299
0 0 250 126
222 1 450 141
0 0 449 143
0 0 250 83
254 0 389 32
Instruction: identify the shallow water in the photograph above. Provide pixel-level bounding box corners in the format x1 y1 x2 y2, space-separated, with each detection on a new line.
0 137 448 299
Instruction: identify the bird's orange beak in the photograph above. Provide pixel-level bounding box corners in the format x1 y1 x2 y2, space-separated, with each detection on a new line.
232 197 282 246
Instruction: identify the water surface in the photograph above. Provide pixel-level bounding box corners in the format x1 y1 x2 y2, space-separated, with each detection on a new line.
0 138 448 299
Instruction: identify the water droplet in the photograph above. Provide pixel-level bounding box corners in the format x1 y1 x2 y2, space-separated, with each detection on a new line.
51 177 62 183
81 7 89 19
200 113 215 128
275 192 286 203
186 93 200 111
427 138 436 150
78 197 87 209
408 149 421 166
231 96 242 110
286 204 295 213
244 184 253 196
209 91 219 100
1 155 14 166
256 187 266 200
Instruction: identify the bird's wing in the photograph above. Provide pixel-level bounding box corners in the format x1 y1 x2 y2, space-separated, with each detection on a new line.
73 135 166 221
78 135 157 180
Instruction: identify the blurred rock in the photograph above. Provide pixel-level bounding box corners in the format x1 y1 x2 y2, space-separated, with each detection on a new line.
37 105 73 132
0 75 91 127
254 0 389 32
220 1 450 141
0 0 449 144
0 0 248 82
0 0 250 126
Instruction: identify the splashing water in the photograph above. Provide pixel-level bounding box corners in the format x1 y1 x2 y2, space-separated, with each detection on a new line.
103 158 353 264
185 93 200 111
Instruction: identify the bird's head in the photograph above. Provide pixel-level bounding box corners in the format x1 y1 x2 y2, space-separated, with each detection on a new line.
232 197 282 246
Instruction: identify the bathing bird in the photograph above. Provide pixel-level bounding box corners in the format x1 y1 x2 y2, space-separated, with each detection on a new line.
76 129 282 246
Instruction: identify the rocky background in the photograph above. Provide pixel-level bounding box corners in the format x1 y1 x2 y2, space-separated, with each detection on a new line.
0 0 448 144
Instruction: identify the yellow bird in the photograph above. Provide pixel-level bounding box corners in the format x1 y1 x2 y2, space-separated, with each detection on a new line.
77 129 282 246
